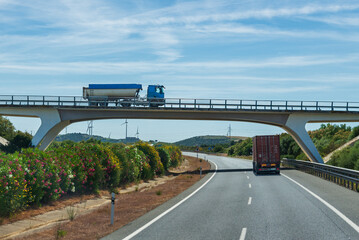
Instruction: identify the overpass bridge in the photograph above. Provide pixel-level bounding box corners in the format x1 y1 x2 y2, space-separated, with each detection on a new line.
1 95 359 163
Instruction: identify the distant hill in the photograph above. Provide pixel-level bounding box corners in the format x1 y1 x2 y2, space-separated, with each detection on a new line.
174 135 248 147
55 133 139 144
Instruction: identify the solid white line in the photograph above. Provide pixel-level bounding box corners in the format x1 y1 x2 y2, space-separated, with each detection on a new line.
248 183 251 188
239 227 247 240
123 161 218 240
248 197 252 205
282 173 359 234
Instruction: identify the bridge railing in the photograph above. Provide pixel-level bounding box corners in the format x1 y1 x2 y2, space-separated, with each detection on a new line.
1 95 359 112
282 158 359 192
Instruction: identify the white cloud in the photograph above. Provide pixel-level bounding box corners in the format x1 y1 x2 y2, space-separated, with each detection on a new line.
303 16 359 27
0 54 357 74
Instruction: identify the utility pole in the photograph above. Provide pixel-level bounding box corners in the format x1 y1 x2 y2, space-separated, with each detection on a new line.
135 126 139 139
227 124 232 137
125 119 128 140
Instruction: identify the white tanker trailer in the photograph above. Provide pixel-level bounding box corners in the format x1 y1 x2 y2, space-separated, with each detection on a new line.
83 84 165 107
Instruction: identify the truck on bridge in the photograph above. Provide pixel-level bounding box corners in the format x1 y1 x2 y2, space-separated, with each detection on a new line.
252 135 281 174
83 84 165 107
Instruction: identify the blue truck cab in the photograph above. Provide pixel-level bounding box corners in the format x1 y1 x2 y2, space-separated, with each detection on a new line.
147 85 165 99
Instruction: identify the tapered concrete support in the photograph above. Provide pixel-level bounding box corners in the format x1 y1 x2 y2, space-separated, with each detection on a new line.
35 120 70 150
0 107 69 150
31 110 71 150
284 115 323 163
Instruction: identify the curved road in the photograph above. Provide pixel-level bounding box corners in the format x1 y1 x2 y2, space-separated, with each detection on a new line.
104 153 359 240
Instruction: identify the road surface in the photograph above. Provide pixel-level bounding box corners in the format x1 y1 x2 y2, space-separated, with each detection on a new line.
104 153 359 240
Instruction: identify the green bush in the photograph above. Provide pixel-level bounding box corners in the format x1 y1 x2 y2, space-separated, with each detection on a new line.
233 138 252 156
164 145 182 167
349 126 359 140
110 144 140 183
156 147 171 170
328 142 359 170
0 154 29 217
136 142 164 176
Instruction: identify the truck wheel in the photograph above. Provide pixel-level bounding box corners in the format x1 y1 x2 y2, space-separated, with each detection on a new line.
121 103 131 107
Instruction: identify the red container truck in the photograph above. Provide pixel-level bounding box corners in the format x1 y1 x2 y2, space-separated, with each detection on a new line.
252 135 281 174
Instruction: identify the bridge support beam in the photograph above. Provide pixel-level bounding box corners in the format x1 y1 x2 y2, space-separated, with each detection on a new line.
283 115 323 163
0 107 69 151
31 109 70 150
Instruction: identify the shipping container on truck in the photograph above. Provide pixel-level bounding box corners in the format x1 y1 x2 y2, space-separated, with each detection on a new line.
252 135 280 174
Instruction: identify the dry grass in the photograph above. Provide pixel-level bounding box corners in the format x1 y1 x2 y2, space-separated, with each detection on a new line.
13 157 210 240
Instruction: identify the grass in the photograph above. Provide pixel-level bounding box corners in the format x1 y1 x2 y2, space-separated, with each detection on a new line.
156 190 162 196
55 224 67 239
56 229 67 239
66 206 77 221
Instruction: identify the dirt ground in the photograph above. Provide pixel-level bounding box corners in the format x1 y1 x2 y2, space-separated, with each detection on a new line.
12 156 210 240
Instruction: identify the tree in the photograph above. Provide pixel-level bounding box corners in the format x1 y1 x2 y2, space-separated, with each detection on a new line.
349 126 359 140
0 116 15 140
1 131 33 153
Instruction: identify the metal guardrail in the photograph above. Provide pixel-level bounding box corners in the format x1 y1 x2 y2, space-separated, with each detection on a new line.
282 158 359 192
1 95 359 112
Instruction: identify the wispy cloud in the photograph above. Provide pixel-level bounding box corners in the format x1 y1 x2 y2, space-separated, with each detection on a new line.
302 16 359 27
0 54 357 74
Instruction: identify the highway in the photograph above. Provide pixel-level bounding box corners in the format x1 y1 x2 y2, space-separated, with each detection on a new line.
104 153 359 240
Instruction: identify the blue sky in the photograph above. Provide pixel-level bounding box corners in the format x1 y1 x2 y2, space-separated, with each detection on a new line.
1 0 359 142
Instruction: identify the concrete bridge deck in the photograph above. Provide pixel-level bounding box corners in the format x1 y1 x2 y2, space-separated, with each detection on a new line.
1 95 359 164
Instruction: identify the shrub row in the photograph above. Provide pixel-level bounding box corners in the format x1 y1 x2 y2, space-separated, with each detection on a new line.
0 142 182 217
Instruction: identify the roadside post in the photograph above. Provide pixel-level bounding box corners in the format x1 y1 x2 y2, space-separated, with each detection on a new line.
111 192 115 225
200 166 202 178
196 147 199 161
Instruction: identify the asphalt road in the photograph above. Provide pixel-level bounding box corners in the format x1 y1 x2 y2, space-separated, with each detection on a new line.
104 153 359 240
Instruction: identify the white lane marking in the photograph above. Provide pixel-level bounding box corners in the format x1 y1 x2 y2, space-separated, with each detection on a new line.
123 161 218 240
282 173 359 234
248 183 251 188
239 227 247 240
246 176 249 179
248 197 252 205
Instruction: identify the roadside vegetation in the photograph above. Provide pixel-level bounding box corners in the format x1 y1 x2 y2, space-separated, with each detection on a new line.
0 141 182 217
0 117 183 218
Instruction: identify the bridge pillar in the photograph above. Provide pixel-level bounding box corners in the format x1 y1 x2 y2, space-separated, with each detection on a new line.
283 115 323 163
30 109 69 150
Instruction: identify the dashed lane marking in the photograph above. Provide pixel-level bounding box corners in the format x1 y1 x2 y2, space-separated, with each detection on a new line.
239 227 247 240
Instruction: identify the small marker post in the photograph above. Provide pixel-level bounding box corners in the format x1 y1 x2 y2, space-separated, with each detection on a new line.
111 192 115 225
200 166 202 178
